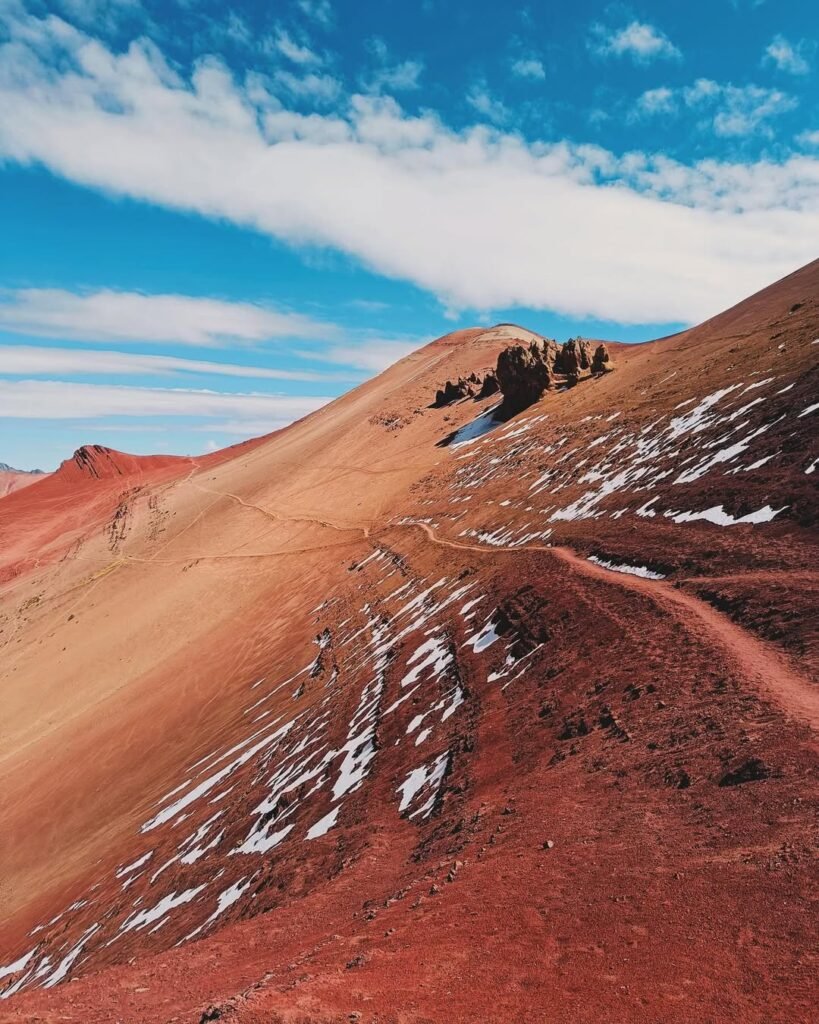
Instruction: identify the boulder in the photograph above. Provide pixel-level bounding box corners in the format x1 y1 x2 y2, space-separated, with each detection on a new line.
477 371 500 399
591 344 614 375
578 338 594 370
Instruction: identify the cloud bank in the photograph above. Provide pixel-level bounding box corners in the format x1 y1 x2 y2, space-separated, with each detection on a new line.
0 11 817 330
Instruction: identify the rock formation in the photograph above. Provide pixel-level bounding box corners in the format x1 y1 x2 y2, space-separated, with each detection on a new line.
433 376 476 407
591 343 614 375
557 337 594 386
477 371 499 399
495 339 561 416
492 337 614 415
434 371 495 407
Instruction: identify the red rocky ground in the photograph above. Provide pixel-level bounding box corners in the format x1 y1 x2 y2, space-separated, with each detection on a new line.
0 262 816 1023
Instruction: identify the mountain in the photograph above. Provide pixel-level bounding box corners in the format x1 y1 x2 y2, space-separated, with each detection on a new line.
0 464 47 498
0 262 816 1023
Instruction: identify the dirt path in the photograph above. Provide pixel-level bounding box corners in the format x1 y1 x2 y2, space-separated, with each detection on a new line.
553 546 819 731
394 522 819 732
190 481 373 538
173 489 819 733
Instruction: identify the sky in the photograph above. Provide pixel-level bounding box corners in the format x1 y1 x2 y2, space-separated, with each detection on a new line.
0 0 817 471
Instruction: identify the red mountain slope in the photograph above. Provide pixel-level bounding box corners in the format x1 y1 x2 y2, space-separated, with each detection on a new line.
0 262 816 1023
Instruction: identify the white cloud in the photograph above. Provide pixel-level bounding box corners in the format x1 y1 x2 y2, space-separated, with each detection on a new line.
0 344 354 381
224 12 252 48
763 35 810 75
273 69 341 105
0 14 817 325
0 379 328 421
466 83 509 124
319 338 421 371
590 20 681 63
632 86 677 118
363 38 423 92
366 59 423 92
797 129 819 147
297 0 334 29
510 57 545 81
272 28 321 66
0 290 339 346
684 79 798 137
634 79 798 138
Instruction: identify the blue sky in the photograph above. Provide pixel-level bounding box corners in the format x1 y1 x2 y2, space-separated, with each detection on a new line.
1 0 817 470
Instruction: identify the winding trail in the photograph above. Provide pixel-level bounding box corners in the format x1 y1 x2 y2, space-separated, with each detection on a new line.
190 481 373 539
554 545 819 732
393 521 819 732
174 485 819 732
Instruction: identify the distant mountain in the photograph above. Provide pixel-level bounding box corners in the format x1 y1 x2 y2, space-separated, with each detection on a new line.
0 464 47 498
0 462 44 473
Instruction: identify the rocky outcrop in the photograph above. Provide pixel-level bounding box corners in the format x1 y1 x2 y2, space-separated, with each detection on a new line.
432 335 613 415
557 337 594 386
71 446 125 480
477 372 499 399
433 372 493 407
591 343 614 375
494 337 615 415
496 339 561 416
434 378 474 407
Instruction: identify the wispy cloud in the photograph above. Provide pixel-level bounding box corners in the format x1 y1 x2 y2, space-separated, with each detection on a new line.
346 298 391 312
510 57 545 81
363 38 423 92
53 0 143 33
0 290 339 347
223 11 252 48
273 69 342 105
590 20 681 63
632 86 677 118
296 0 334 29
466 82 509 124
686 79 797 137
0 380 328 421
318 339 421 372
632 79 797 138
0 345 356 381
272 28 322 66
763 35 811 75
